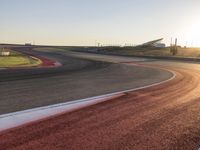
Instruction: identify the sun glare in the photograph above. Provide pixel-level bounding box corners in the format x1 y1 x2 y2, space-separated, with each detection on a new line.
184 20 200 47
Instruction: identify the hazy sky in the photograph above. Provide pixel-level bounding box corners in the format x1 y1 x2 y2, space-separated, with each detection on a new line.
1 0 200 46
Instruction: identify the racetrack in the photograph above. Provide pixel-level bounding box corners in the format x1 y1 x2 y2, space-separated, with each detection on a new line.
0 48 172 115
0 49 200 150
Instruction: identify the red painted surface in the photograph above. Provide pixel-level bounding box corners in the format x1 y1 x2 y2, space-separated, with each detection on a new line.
0 65 200 149
36 55 60 67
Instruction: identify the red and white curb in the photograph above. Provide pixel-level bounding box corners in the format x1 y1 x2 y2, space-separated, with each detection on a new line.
0 94 123 132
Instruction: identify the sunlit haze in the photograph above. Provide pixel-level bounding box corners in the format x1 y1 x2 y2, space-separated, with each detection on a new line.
1 0 200 46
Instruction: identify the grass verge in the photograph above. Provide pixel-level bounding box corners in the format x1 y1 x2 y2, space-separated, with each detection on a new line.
0 49 42 68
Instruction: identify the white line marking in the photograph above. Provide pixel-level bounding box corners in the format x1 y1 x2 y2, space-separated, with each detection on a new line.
0 67 176 132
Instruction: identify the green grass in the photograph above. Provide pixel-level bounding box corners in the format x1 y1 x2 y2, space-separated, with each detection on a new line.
0 49 41 68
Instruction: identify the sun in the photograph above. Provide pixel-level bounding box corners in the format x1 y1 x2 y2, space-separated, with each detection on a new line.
184 20 200 47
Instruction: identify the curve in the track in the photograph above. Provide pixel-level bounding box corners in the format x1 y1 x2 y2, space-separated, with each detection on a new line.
0 63 200 150
0 63 175 132
0 49 173 116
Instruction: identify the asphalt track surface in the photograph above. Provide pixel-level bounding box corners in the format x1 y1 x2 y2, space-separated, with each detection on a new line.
0 48 172 115
0 49 200 149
